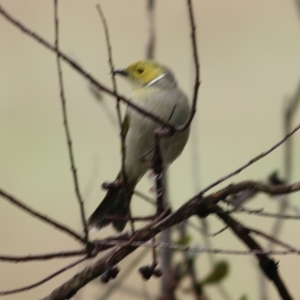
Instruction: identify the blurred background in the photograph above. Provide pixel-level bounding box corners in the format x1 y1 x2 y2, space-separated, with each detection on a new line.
0 0 300 299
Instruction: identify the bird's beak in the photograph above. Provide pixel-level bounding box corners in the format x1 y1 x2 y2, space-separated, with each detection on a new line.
112 69 128 76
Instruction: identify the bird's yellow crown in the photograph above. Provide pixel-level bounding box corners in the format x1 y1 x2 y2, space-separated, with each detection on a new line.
121 60 166 86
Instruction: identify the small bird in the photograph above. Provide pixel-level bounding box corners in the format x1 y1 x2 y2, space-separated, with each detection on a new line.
88 60 190 232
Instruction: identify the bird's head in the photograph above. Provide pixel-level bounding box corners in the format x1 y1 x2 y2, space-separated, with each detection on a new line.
113 60 176 89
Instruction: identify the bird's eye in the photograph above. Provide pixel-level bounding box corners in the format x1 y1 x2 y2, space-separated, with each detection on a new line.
137 68 144 74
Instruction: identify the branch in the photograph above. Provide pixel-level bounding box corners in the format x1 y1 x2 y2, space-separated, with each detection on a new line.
268 80 300 242
227 206 300 220
54 0 88 242
41 179 300 299
177 0 200 132
0 188 85 243
0 4 176 131
0 257 86 296
199 121 300 195
95 239 300 256
216 207 293 300
249 227 300 254
42 212 167 300
145 0 155 59
96 3 135 231
0 250 85 262
294 0 300 18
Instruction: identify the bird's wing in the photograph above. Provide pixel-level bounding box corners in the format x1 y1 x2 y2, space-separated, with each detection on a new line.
121 111 130 140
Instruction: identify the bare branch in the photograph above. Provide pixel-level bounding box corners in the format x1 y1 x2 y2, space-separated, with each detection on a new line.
249 227 300 254
95 239 300 256
294 0 300 18
268 81 300 241
0 250 86 262
0 4 176 130
227 206 300 220
145 0 155 59
177 0 200 132
95 3 135 231
42 212 168 300
216 207 293 300
40 177 300 300
0 188 85 243
0 257 86 296
199 122 300 195
54 0 88 242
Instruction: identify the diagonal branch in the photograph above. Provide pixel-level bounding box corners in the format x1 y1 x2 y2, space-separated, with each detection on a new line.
216 207 293 300
0 4 176 131
0 188 85 243
42 212 168 300
0 256 86 296
199 121 300 195
40 179 300 300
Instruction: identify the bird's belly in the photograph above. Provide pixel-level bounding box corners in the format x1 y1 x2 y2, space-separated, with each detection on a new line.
124 116 189 183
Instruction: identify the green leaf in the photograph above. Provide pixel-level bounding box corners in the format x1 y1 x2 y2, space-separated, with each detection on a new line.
238 295 248 300
175 235 192 246
200 260 230 286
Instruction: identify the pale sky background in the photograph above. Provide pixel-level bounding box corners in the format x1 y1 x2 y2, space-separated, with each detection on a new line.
0 1 300 300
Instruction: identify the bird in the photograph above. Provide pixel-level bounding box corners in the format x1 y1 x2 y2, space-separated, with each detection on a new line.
88 60 190 232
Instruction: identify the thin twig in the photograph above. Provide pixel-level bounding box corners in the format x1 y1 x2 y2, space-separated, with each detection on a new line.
249 227 300 254
0 256 86 296
0 4 176 131
178 220 205 300
260 81 300 299
283 80 300 178
187 221 229 237
96 3 135 232
177 0 200 132
199 122 300 196
0 188 84 243
54 0 88 243
145 0 155 59
103 214 155 222
95 239 300 256
0 250 86 262
268 81 300 239
227 206 300 220
152 180 300 234
134 190 156 205
294 0 300 18
152 139 165 215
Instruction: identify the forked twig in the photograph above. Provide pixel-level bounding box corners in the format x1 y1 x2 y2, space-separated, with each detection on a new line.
54 0 88 242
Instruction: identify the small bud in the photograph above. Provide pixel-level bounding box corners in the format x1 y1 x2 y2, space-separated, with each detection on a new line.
139 266 153 280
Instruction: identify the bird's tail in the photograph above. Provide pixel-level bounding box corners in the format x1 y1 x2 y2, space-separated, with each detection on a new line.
88 176 135 232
